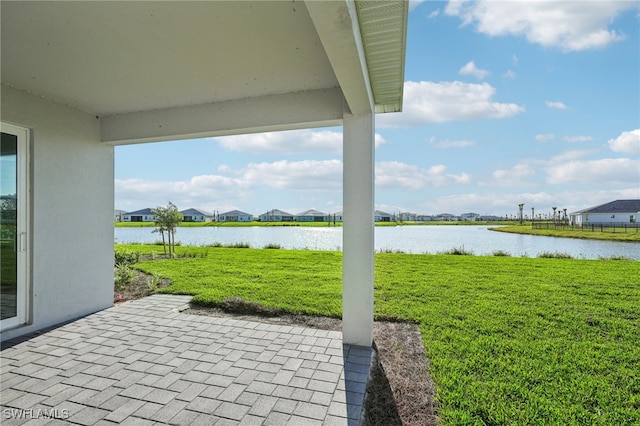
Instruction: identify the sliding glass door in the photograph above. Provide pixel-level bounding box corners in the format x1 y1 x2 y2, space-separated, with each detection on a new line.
1 123 28 330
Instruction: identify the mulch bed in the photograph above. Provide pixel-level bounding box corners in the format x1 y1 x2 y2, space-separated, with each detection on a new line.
115 271 439 425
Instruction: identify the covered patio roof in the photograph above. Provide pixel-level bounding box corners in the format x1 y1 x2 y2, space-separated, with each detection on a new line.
1 0 408 347
1 0 407 144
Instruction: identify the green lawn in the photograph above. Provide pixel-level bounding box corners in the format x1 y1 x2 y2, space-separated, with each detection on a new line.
493 224 640 242
117 244 640 425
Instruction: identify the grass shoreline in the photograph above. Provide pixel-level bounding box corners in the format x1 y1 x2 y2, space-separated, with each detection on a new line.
492 224 640 242
116 244 640 424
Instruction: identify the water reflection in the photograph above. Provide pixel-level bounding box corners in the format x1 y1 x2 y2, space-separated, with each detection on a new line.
115 225 640 260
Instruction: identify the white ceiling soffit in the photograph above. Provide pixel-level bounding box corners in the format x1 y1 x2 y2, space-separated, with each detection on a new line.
356 0 408 114
1 1 407 143
1 1 340 115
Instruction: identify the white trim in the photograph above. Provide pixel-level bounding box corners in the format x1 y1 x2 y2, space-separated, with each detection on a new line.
305 0 374 115
0 122 30 331
101 89 343 145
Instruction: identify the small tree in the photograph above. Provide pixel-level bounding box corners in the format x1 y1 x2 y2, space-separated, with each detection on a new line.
152 202 183 257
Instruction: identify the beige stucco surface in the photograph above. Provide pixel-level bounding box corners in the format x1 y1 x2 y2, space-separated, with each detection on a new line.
1 85 114 341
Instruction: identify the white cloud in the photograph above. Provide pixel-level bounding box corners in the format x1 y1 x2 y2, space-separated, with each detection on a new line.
444 0 635 51
115 159 344 212
459 61 490 79
431 138 475 149
504 70 516 79
428 9 440 19
535 133 555 142
416 187 640 217
213 129 342 154
243 159 342 191
608 129 640 154
549 149 598 162
410 0 427 12
546 158 640 185
477 162 537 188
377 81 524 127
115 175 249 213
563 135 593 143
212 129 386 154
376 161 471 190
491 164 535 184
546 100 570 110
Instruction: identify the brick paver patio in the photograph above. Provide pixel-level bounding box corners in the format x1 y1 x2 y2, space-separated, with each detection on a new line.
1 295 372 425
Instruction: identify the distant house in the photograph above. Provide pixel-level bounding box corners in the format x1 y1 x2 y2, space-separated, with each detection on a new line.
416 215 433 222
460 212 481 221
296 209 329 222
433 213 458 221
259 209 294 222
478 215 502 222
332 211 344 222
180 208 213 222
374 210 392 222
570 200 640 226
114 209 127 222
398 212 416 221
219 210 253 222
122 208 155 223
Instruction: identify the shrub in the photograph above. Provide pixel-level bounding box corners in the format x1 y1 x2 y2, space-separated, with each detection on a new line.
115 250 140 266
378 248 406 254
147 273 162 291
492 250 511 257
264 243 282 249
537 251 574 259
598 255 630 260
440 246 474 255
227 242 251 248
114 264 136 291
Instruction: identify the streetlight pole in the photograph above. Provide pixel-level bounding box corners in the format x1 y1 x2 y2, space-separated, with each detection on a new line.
531 207 535 227
518 203 524 225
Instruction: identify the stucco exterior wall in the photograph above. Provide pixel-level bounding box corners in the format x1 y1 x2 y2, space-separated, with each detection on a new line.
1 85 114 340
573 212 637 225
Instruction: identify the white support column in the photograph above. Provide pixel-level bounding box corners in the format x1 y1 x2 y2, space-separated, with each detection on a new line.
342 112 375 346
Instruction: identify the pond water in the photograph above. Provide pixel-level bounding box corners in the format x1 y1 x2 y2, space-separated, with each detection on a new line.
114 225 640 260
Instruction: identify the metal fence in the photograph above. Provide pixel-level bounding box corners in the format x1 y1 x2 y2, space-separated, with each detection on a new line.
532 222 640 233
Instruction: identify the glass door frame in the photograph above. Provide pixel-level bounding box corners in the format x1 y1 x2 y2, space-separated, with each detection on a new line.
1 122 30 331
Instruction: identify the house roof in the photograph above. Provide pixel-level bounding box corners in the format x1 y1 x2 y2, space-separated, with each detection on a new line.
375 210 392 216
180 208 211 216
124 208 154 216
260 209 294 217
1 1 407 145
571 199 640 215
296 209 328 217
221 210 252 217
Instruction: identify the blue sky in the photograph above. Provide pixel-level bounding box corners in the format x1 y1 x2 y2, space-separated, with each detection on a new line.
115 1 640 218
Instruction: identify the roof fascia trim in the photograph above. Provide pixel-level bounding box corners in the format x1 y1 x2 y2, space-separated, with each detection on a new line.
305 0 374 115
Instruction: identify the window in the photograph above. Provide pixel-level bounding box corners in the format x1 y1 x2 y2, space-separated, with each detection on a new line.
1 123 29 329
